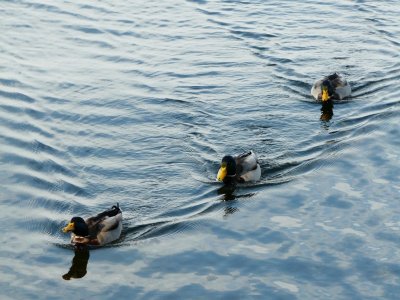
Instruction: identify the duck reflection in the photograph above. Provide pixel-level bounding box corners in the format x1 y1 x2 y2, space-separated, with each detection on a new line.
320 99 334 121
217 184 236 199
216 185 256 217
223 206 239 217
216 184 238 217
62 246 90 280
217 185 256 200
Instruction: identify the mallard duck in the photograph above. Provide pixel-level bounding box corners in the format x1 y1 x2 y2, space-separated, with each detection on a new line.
217 150 261 184
62 204 122 246
311 73 351 102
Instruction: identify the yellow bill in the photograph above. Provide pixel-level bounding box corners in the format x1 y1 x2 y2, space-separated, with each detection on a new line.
217 166 227 181
321 88 329 102
62 222 75 233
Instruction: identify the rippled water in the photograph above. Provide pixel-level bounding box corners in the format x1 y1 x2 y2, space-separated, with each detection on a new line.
1 0 400 299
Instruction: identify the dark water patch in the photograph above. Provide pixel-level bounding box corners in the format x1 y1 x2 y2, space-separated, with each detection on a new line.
1 135 39 155
229 29 277 40
354 83 399 99
291 91 318 103
320 196 353 209
22 0 95 21
9 172 60 192
78 113 141 126
335 236 365 253
338 112 385 131
65 36 115 49
155 198 216 220
10 172 87 197
0 90 36 103
146 283 296 300
333 56 350 60
374 232 400 246
187 0 208 4
381 36 400 48
146 96 195 106
48 109 141 126
0 102 46 119
352 256 400 286
197 8 224 17
79 4 117 15
274 78 311 98
262 136 341 180
353 69 400 93
116 19 135 25
249 45 270 52
183 84 223 91
1 152 74 177
252 228 290 245
116 190 256 242
93 54 143 64
162 70 221 79
133 220 197 241
336 102 399 137
0 77 23 87
192 60 252 68
22 217 70 238
122 220 171 243
137 250 349 287
33 139 63 156
0 115 53 138
254 52 293 64
105 29 141 38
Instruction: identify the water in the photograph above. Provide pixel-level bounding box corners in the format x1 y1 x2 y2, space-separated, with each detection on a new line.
1 0 399 299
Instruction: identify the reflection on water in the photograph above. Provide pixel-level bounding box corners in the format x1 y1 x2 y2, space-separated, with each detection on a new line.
62 247 90 281
217 186 256 217
217 185 237 199
320 100 334 122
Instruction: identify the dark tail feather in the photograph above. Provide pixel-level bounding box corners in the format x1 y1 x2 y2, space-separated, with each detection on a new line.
110 203 121 215
327 73 339 80
92 204 121 222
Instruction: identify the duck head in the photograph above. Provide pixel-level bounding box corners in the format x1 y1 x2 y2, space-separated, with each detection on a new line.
63 217 89 236
321 80 334 102
217 156 236 183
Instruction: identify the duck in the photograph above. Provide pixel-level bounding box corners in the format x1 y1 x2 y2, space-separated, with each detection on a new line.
311 73 351 102
217 150 261 184
62 204 122 246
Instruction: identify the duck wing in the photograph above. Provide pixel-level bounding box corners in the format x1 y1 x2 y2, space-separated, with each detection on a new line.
234 151 261 182
235 151 259 175
98 213 122 232
85 204 122 238
328 73 351 99
96 212 123 245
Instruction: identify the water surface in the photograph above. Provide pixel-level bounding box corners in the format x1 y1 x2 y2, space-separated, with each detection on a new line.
1 0 399 299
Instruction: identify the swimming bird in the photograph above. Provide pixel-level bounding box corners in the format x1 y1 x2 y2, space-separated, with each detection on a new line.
311 73 351 102
62 204 122 246
217 150 261 184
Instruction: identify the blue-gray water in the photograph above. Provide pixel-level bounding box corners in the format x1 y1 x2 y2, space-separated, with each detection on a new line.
1 0 399 299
